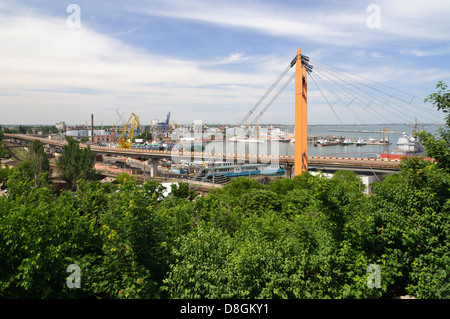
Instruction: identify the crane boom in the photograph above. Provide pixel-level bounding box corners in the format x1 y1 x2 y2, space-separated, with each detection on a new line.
117 113 141 149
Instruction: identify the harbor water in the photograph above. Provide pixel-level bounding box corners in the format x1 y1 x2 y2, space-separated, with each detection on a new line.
205 123 442 158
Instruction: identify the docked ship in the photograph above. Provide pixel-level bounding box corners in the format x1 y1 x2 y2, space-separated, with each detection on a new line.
205 162 285 177
342 138 353 145
314 139 342 147
378 132 426 160
171 161 285 177
355 137 366 146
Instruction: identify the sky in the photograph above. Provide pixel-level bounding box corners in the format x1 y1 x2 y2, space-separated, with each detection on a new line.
0 0 449 126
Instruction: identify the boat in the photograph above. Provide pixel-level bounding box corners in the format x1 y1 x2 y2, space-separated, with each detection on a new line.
237 138 265 143
355 137 366 146
228 137 265 143
342 138 353 145
378 132 426 159
170 161 201 174
315 139 342 147
204 162 285 177
170 166 185 174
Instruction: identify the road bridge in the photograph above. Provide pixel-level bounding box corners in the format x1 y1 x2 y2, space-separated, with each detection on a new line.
4 134 402 178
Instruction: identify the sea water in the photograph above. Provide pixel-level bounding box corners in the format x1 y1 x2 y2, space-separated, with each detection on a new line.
206 123 443 158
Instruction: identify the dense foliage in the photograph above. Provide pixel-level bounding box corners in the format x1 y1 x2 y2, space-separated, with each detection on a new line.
416 81 450 172
0 83 448 299
0 131 12 159
0 163 448 298
55 136 99 190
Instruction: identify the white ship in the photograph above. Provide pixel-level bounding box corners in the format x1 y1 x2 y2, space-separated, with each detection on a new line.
379 120 426 159
342 138 353 145
390 132 425 156
355 137 366 146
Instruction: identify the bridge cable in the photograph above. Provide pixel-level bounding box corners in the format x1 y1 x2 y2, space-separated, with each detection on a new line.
240 62 293 125
316 69 414 123
310 58 427 102
309 72 343 124
310 70 371 124
251 72 295 125
311 67 399 123
310 59 444 122
312 65 440 124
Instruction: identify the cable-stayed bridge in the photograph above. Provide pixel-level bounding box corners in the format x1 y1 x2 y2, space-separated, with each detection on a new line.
3 48 443 182
5 133 402 179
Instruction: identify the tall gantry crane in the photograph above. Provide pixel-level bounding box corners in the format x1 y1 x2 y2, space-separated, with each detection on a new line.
117 113 141 149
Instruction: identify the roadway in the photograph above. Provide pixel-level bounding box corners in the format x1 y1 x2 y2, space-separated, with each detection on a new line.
4 133 402 173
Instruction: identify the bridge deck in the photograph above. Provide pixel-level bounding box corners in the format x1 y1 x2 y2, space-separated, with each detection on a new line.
4 134 402 171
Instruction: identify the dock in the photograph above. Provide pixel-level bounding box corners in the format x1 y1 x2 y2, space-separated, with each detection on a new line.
327 129 403 134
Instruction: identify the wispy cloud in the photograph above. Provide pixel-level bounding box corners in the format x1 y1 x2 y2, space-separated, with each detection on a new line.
132 0 450 48
132 0 368 47
401 47 450 57
0 5 287 124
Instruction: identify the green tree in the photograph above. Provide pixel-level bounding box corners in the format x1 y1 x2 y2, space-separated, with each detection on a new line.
366 86 450 298
136 131 153 142
169 182 197 201
116 172 135 184
0 165 11 189
18 125 27 134
219 176 262 198
40 125 59 135
28 140 50 187
416 81 450 171
0 131 11 159
56 136 98 190
368 157 450 298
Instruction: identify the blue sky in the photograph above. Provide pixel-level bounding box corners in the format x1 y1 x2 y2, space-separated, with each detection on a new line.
0 0 449 125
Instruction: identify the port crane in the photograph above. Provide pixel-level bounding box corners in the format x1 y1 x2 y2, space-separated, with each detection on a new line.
115 109 126 133
117 113 141 149
157 112 171 132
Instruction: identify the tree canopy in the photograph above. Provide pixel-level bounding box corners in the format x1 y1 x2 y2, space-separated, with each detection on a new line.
416 81 450 172
55 136 98 189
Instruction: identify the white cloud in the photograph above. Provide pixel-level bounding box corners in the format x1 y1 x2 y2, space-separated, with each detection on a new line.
401 47 450 57
217 52 247 64
134 0 450 49
0 7 286 124
134 0 367 46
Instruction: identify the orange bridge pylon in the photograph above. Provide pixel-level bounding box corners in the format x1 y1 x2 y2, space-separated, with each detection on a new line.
294 48 312 175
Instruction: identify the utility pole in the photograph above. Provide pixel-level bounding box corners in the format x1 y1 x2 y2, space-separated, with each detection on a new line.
91 114 94 143
383 128 390 157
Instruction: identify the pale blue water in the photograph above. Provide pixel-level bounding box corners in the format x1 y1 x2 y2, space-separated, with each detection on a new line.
207 123 443 158
283 123 441 157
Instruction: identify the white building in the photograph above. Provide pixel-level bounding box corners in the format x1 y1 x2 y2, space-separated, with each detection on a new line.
55 121 66 131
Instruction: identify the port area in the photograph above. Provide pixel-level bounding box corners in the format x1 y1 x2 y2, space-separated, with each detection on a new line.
309 135 391 147
95 155 289 194
92 156 226 193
